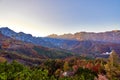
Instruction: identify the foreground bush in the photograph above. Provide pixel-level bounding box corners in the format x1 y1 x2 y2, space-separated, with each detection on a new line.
0 60 98 80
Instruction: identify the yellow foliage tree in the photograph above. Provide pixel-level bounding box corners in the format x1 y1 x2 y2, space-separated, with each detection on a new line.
63 61 70 71
0 57 6 63
105 50 120 80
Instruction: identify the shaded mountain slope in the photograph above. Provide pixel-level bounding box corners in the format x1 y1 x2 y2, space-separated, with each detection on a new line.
69 40 120 55
0 27 57 48
0 32 73 65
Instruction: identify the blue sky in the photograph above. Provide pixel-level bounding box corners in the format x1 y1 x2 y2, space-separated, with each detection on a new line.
0 0 120 36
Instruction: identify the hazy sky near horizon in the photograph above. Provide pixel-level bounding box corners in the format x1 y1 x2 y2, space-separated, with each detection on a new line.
0 0 120 36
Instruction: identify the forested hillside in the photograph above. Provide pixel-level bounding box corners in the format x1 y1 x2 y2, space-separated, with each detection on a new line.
0 50 120 80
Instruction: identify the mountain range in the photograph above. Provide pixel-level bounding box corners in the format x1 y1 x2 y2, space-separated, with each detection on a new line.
0 27 120 61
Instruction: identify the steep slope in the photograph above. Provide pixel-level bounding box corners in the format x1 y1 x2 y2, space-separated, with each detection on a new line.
0 27 57 48
0 32 73 65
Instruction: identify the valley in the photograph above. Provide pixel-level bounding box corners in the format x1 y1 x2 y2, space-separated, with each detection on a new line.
0 27 120 80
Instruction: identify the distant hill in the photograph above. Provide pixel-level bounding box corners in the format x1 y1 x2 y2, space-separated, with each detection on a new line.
48 30 120 43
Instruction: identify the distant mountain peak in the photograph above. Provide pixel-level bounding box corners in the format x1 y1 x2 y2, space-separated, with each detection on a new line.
47 34 58 37
0 27 12 31
112 30 120 32
0 27 9 29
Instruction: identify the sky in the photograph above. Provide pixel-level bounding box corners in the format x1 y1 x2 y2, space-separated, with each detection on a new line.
0 0 120 37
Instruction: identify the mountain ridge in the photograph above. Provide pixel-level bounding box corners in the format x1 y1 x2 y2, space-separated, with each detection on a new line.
48 30 120 43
